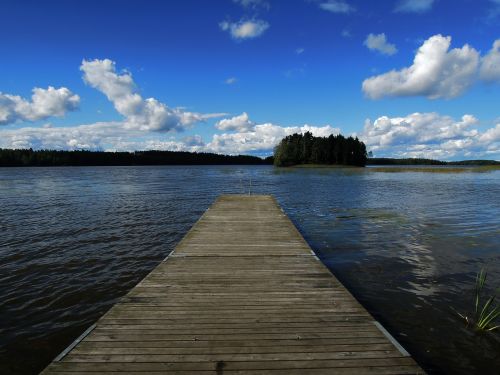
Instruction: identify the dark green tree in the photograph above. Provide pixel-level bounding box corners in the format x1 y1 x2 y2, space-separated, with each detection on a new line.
0 149 273 167
273 133 368 167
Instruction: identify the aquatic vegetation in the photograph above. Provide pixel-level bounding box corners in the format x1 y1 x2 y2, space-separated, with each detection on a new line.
370 165 500 173
456 269 500 331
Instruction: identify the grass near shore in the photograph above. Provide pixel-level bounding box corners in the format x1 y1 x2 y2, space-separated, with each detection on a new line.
282 164 500 173
369 165 500 173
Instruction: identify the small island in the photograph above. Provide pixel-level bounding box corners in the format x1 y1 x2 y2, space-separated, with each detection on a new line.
273 132 368 167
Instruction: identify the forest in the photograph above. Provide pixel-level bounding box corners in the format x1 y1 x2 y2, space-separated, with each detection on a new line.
0 149 273 167
273 132 367 167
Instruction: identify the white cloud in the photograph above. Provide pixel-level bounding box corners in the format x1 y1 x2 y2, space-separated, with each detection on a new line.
361 112 500 159
2 105 499 160
225 77 238 85
233 0 269 9
0 86 80 125
480 39 500 82
0 121 211 153
215 112 255 132
362 34 479 99
0 121 123 150
2 59 498 160
182 135 205 147
318 0 355 14
208 121 340 154
0 58 223 152
219 19 269 40
0 116 341 156
295 48 305 55
364 33 398 56
479 123 500 144
0 61 343 155
362 112 478 148
80 59 221 132
477 124 500 158
395 0 434 13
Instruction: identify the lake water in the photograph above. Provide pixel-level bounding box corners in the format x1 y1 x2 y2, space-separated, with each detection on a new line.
0 165 499 374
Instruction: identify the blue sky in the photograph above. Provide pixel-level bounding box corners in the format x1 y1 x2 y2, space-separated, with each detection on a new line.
0 0 499 159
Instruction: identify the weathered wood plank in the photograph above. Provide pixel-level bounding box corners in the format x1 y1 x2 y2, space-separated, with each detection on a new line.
41 368 422 375
41 195 424 374
62 350 406 363
45 357 421 371
70 343 397 355
69 338 393 351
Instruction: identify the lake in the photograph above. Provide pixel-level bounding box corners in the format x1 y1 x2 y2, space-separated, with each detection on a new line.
0 165 499 374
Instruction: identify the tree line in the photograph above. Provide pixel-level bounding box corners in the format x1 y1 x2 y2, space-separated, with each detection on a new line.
273 132 367 167
2 147 494 168
0 149 274 167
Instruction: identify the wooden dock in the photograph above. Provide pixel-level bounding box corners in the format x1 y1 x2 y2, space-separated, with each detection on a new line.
42 195 424 374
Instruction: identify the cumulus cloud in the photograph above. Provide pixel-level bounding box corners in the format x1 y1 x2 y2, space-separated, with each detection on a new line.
0 121 124 150
0 86 80 125
362 112 478 148
480 39 500 82
233 0 269 10
182 135 205 147
360 112 500 159
318 0 356 13
364 33 398 56
0 58 220 152
479 124 500 157
1 60 344 155
362 34 479 99
0 121 211 152
0 115 341 156
395 0 434 13
2 104 499 159
216 112 255 132
80 59 221 132
219 19 269 40
208 122 340 154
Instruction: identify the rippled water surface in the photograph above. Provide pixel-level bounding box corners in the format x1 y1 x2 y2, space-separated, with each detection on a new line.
0 165 499 374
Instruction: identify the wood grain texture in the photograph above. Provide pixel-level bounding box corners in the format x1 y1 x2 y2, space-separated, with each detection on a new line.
42 195 424 374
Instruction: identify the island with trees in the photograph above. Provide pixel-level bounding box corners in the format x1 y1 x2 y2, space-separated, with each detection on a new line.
273 132 368 167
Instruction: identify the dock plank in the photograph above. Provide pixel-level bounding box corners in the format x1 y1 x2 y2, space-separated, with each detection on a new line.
42 195 424 374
